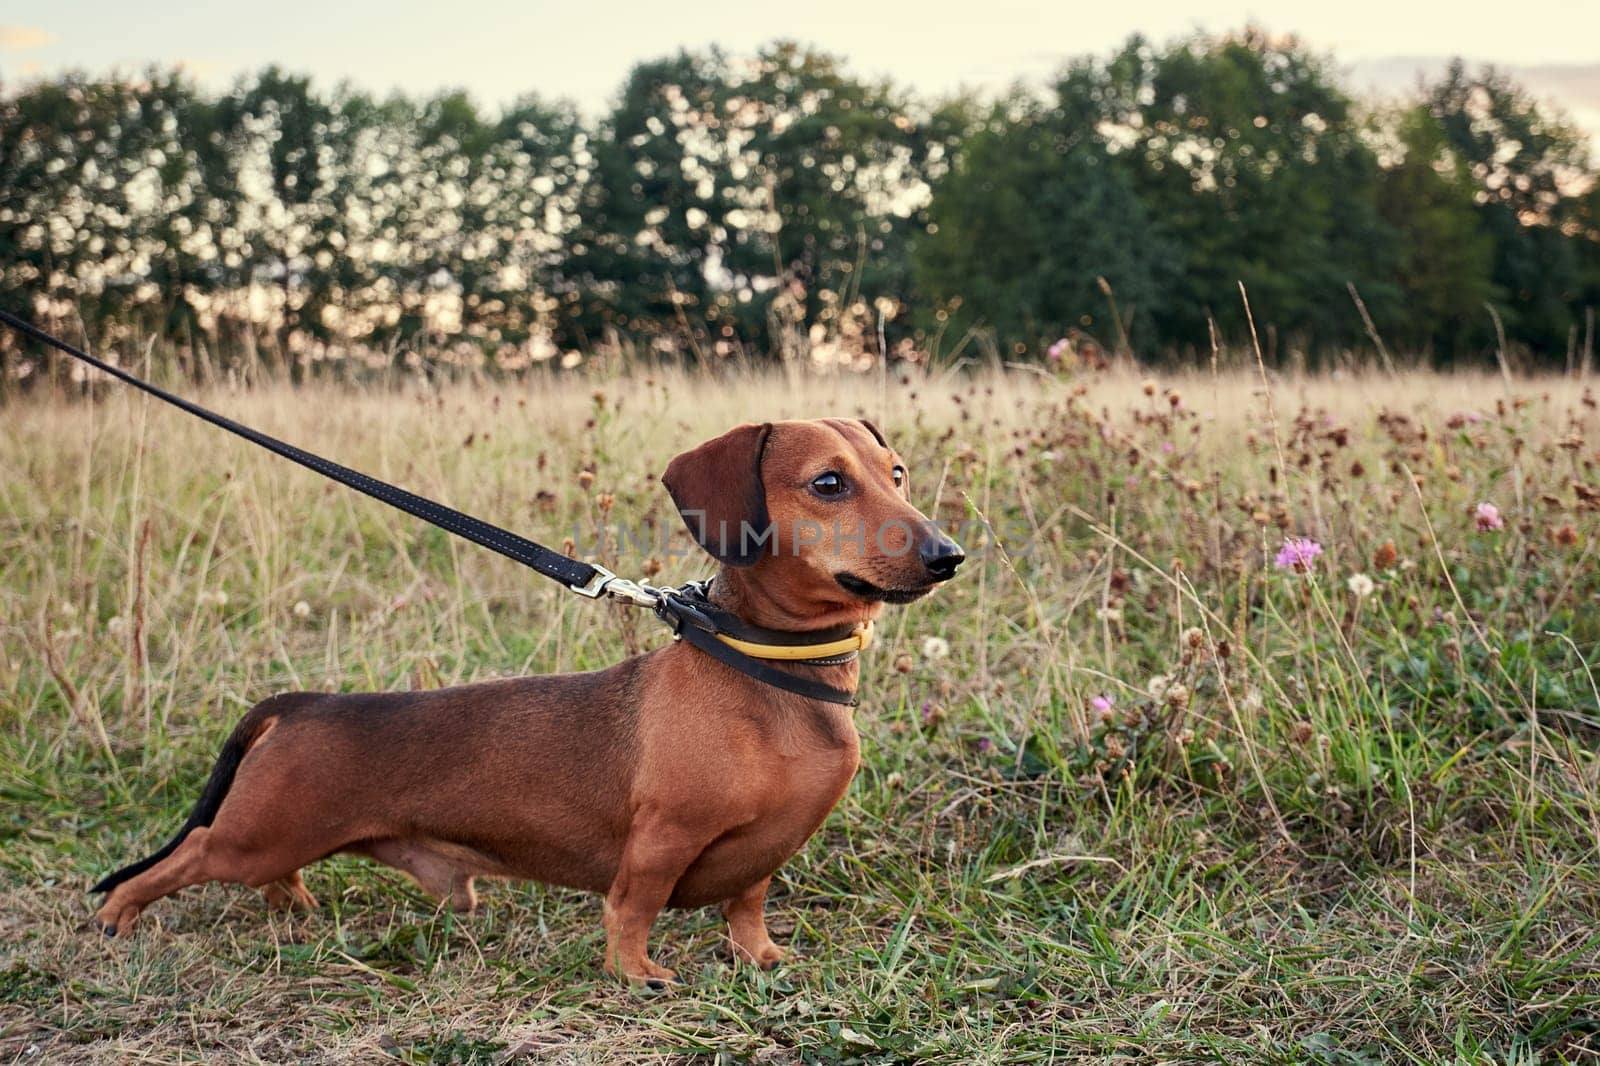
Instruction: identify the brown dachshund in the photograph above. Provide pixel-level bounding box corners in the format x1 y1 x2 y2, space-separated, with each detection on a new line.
90 419 963 986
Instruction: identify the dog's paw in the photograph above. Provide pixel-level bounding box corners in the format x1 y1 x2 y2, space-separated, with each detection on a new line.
607 957 679 990
92 900 141 938
262 879 319 912
731 939 788 970
634 964 679 990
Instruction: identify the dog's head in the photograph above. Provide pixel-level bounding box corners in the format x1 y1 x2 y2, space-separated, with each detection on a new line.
662 419 963 625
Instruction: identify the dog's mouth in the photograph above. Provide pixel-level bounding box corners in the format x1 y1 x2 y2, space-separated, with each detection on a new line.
834 572 936 604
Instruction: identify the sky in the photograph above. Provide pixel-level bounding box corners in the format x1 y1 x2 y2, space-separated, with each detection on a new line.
3 0 1598 135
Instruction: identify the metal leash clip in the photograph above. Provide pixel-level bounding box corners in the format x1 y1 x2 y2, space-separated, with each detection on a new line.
569 564 662 607
602 576 664 608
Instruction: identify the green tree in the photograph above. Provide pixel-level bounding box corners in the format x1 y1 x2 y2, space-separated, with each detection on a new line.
386 89 583 357
569 49 732 354
571 42 952 358
1372 106 1498 357
721 42 945 347
4 44 1596 381
914 91 1171 356
0 70 236 379
234 68 340 371
1422 61 1592 358
1093 30 1399 355
1573 183 1600 362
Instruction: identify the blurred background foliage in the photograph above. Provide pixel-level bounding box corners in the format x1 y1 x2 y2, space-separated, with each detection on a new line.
2 30 1598 385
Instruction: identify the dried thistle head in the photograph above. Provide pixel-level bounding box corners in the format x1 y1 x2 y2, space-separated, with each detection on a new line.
1373 540 1399 569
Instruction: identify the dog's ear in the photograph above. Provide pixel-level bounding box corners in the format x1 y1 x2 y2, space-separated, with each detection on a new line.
662 422 773 567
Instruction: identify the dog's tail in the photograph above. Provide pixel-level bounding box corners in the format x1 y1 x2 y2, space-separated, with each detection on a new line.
89 693 318 895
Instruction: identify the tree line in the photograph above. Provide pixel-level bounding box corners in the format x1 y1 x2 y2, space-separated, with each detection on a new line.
2 30 1597 385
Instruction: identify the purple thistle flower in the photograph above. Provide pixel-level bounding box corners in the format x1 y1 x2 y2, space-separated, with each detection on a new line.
1090 694 1114 714
1274 536 1323 573
1047 338 1069 362
1474 501 1504 532
976 737 993 753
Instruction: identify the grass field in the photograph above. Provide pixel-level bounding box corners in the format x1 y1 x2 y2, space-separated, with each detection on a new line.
3 359 1600 1063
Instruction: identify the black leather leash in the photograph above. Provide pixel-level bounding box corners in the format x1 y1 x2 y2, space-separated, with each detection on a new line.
0 308 600 592
0 309 861 705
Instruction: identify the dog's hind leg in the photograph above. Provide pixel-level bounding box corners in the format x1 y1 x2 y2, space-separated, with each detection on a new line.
95 786 345 936
95 819 329 936
95 822 314 935
92 694 336 936
93 826 212 935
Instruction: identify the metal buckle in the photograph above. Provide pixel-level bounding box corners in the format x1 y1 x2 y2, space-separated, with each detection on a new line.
570 564 662 608
570 564 617 598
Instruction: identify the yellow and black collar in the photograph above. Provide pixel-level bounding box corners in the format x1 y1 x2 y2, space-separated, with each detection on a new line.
653 582 868 705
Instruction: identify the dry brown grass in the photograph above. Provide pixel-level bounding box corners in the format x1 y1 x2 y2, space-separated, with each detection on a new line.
3 360 1599 1063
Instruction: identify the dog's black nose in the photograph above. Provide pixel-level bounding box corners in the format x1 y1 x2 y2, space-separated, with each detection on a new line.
919 535 965 581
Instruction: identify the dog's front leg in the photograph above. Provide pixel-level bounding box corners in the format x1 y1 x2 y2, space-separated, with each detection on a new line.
601 816 709 988
722 875 786 970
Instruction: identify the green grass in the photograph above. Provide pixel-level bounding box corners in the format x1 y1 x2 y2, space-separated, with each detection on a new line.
2 363 1598 1063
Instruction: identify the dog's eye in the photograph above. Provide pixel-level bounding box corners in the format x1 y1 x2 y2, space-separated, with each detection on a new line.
891 465 906 488
811 471 846 497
